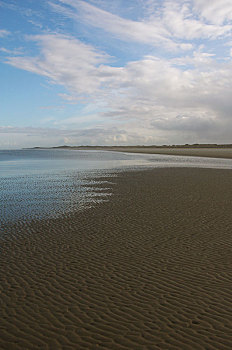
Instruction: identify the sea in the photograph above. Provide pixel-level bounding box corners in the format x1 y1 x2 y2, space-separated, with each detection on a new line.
1 149 232 225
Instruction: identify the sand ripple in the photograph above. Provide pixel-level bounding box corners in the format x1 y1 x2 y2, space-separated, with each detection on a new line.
1 168 232 349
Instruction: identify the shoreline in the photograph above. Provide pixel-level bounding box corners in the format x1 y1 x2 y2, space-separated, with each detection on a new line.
1 167 232 349
105 147 232 159
27 146 232 159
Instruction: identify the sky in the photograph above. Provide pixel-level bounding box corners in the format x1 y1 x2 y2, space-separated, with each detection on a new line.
1 0 232 148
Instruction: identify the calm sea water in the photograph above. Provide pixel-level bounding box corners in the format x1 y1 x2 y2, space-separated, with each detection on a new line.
1 149 232 224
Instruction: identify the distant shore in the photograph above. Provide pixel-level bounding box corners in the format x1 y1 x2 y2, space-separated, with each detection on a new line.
30 144 232 159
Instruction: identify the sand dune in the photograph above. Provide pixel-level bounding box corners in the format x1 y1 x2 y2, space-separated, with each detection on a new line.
1 168 232 349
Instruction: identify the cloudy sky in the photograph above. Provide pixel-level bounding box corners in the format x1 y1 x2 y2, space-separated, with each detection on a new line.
1 0 232 148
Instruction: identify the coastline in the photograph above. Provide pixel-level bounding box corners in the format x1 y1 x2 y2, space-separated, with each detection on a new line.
105 147 232 159
28 146 232 159
1 167 232 349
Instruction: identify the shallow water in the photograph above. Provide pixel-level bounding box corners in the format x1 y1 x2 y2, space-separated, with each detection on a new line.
1 149 232 224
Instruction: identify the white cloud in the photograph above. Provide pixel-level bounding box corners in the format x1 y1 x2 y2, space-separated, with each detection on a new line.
161 1 232 40
7 34 110 96
193 0 232 25
0 29 10 37
0 125 151 147
3 0 232 146
50 0 232 46
0 47 23 55
5 30 232 144
50 0 192 51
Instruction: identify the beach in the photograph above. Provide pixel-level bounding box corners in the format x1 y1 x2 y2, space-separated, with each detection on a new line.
104 147 232 159
50 146 232 159
1 167 232 349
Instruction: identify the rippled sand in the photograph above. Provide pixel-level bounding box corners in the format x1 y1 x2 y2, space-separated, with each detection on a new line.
1 168 232 349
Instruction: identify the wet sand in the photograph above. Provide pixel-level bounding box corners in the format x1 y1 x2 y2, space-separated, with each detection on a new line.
1 168 232 349
105 147 232 159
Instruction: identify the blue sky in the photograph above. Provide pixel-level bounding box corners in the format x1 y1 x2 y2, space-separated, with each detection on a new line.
1 0 232 148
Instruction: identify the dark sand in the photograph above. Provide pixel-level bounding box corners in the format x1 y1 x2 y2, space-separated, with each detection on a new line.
1 168 232 349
